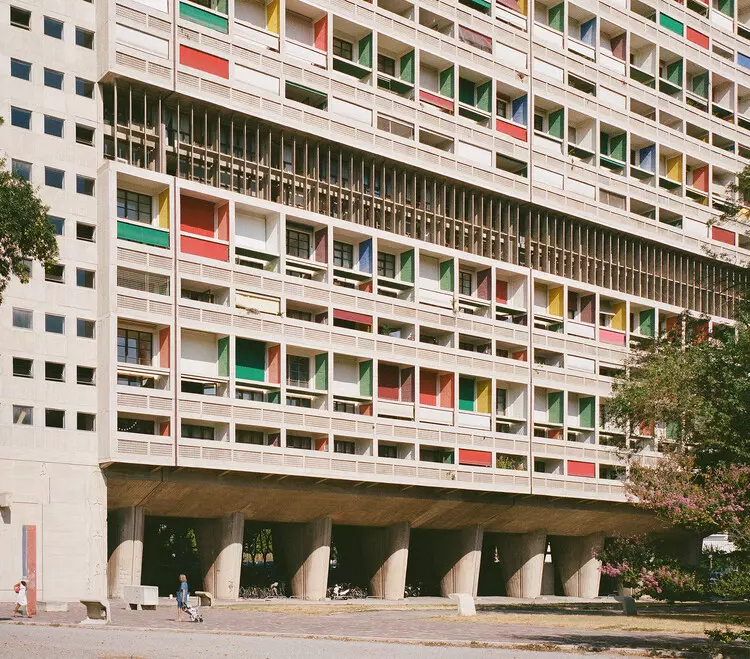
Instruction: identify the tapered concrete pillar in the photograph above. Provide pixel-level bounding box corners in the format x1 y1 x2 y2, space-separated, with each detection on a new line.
498 530 546 599
197 512 244 601
551 533 604 598
279 517 332 600
435 525 483 597
107 506 145 599
361 522 410 600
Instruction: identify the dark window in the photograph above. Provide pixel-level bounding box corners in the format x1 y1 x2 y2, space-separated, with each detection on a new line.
48 216 64 235
117 188 152 223
13 405 33 425
76 124 94 146
11 106 31 129
10 58 31 80
333 401 355 414
44 16 64 38
378 54 396 77
45 362 65 381
77 319 95 338
76 175 95 195
534 113 544 132
286 226 312 259
44 68 64 89
286 309 312 322
45 167 65 188
76 268 95 288
11 160 31 181
333 241 353 268
117 374 154 388
12 308 32 329
117 328 152 365
76 77 94 98
236 429 265 444
286 396 311 408
332 37 353 60
235 390 263 401
77 413 96 431
378 443 398 458
287 435 312 450
45 314 65 334
10 6 31 29
378 252 396 278
181 424 215 440
76 223 95 242
45 263 64 283
77 366 96 385
287 355 309 387
12 358 33 378
181 381 216 395
117 416 155 434
75 27 94 48
459 271 473 296
44 115 64 137
45 409 65 428
334 439 355 454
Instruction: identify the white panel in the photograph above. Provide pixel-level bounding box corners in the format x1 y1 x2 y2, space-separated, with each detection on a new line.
456 140 492 167
567 178 596 199
420 66 439 93
286 12 313 44
421 289 453 308
568 321 596 339
330 97 373 127
377 400 415 419
134 0 169 11
235 0 265 25
116 23 169 58
420 407 453 425
235 212 268 250
533 58 564 82
181 331 217 377
600 86 627 111
568 354 596 373
600 52 626 75
236 292 280 314
495 41 527 69
333 356 359 396
456 411 492 430
533 388 547 421
286 40 327 67
533 285 548 313
534 166 564 189
419 255 439 288
235 64 280 94
711 11 734 30
235 22 279 50
535 24 564 48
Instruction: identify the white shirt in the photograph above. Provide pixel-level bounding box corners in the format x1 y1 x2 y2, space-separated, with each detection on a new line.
16 584 27 606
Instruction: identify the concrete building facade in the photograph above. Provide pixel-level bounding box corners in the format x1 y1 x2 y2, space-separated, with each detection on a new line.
1 0 747 603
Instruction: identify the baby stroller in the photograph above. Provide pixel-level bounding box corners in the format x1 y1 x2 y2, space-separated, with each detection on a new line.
180 600 204 623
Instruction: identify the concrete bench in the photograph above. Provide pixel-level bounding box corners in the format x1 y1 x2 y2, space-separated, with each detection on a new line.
80 600 110 625
448 593 476 617
195 591 213 607
614 595 638 616
38 601 68 613
123 585 159 610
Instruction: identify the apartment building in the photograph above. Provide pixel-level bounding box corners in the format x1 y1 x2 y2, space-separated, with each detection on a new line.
0 0 746 604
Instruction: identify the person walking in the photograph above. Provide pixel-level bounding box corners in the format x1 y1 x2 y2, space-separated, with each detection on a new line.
13 580 29 618
176 574 189 622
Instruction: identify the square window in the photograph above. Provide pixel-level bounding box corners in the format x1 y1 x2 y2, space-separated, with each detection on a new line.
44 115 64 138
333 241 354 269
76 124 94 146
12 308 32 329
45 167 65 189
48 215 64 235
10 58 31 80
76 223 95 242
286 226 312 259
378 54 396 77
45 362 65 382
76 268 95 288
11 106 31 129
332 37 353 60
377 252 396 279
75 27 94 48
10 6 31 29
12 358 33 378
45 313 65 334
75 77 94 98
459 271 472 296
77 366 96 385
45 263 65 283
117 188 152 223
44 16 63 38
45 409 65 428
13 405 33 425
44 68 64 89
11 159 31 181
77 318 95 338
76 175 95 196
77 412 96 431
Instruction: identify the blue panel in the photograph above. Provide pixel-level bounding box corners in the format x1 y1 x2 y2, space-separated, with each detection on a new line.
739 53 750 70
580 18 596 45
511 95 527 125
359 239 372 273
639 145 655 172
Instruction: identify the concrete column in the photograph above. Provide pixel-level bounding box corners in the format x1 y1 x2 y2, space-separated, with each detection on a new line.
197 511 244 601
107 506 145 599
279 517 332 600
551 533 604 598
497 529 546 599
435 525 484 597
361 522 410 600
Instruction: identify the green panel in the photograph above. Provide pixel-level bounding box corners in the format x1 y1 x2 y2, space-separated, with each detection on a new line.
548 3 564 31
639 309 655 337
599 132 609 155
476 81 491 112
548 108 564 139
236 338 265 382
268 390 281 405
179 1 229 33
439 259 454 291
117 221 170 248
610 133 626 162
400 50 415 83
718 0 733 16
359 360 373 397
358 33 373 68
666 421 681 440
315 353 328 390
333 58 371 79
399 249 414 283
459 377 475 412
692 71 709 98
217 336 229 377
666 59 683 85
439 67 454 98
579 396 595 428
548 391 563 424
659 12 683 36
459 78 475 105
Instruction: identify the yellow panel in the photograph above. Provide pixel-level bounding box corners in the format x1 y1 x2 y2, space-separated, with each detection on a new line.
476 380 491 414
548 286 564 317
157 189 169 229
612 302 626 331
517 0 527 14
666 155 682 182
266 0 280 34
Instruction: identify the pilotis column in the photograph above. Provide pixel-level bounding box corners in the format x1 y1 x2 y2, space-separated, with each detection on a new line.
435 525 483 597
361 522 410 600
279 517 332 600
497 529 546 599
107 506 145 599
551 533 604 598
197 511 244 601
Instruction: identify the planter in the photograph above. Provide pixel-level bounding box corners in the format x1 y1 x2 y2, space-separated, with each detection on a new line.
617 586 634 597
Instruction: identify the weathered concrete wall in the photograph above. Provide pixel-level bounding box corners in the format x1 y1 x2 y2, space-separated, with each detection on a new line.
497 529 546 599
551 533 605 598
196 512 244 600
107 506 145 599
361 522 410 600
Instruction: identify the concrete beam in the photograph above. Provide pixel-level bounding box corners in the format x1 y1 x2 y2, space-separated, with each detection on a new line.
551 533 604 598
435 525 483 597
196 511 244 601
361 522 410 600
497 529 546 599
107 506 144 599
279 517 331 600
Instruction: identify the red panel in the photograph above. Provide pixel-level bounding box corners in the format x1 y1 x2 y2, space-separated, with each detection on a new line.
439 373 454 408
610 33 627 60
686 27 709 49
599 328 626 346
314 228 328 263
580 295 595 324
359 281 373 293
476 269 491 300
692 166 708 192
217 202 229 241
496 280 508 303
333 309 373 325
181 196 215 237
639 421 655 437
314 15 328 51
547 428 563 440
712 226 735 245
512 349 527 361
420 370 438 407
179 45 229 78
378 364 400 400
181 235 229 261
160 421 171 436
458 448 492 467
419 89 454 112
24 526 37 617
159 328 170 369
496 118 528 142
315 438 328 451
401 367 414 403
360 403 373 416
567 460 595 478
267 344 280 384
